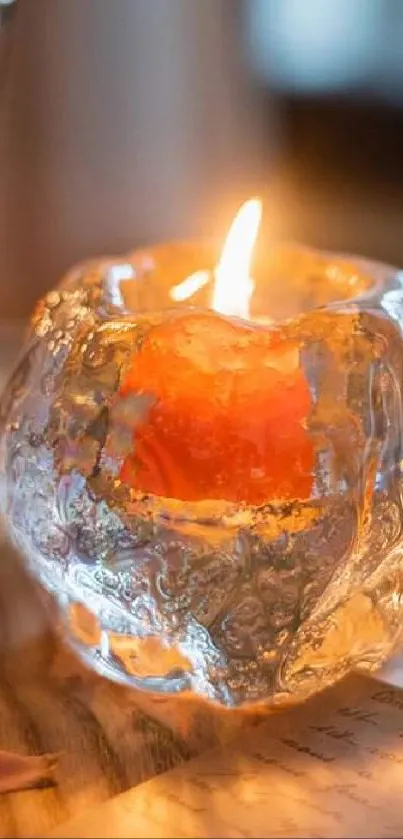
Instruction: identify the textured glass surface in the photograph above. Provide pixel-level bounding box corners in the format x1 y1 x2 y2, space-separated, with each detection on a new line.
1 243 403 710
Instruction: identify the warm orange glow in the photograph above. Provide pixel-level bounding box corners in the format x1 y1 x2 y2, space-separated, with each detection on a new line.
212 198 262 319
121 198 314 505
170 198 262 319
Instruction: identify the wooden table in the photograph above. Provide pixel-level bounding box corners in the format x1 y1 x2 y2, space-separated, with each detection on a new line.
0 328 226 839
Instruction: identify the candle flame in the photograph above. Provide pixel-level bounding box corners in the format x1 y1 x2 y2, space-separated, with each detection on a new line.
170 270 210 302
170 198 262 319
212 198 262 319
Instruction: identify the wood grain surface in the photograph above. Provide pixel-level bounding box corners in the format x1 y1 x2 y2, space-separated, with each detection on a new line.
0 327 248 839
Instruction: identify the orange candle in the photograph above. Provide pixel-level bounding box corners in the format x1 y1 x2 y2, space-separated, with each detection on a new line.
119 200 314 506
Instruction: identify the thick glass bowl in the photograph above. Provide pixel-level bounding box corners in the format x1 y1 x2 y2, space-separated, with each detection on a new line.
1 243 403 711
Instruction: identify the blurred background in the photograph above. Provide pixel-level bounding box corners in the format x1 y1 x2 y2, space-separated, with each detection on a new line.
2 0 403 318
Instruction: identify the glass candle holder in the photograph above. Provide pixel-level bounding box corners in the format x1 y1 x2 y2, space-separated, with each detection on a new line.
1 242 403 711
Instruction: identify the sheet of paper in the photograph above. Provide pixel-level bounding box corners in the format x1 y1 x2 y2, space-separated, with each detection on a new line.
49 675 403 839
